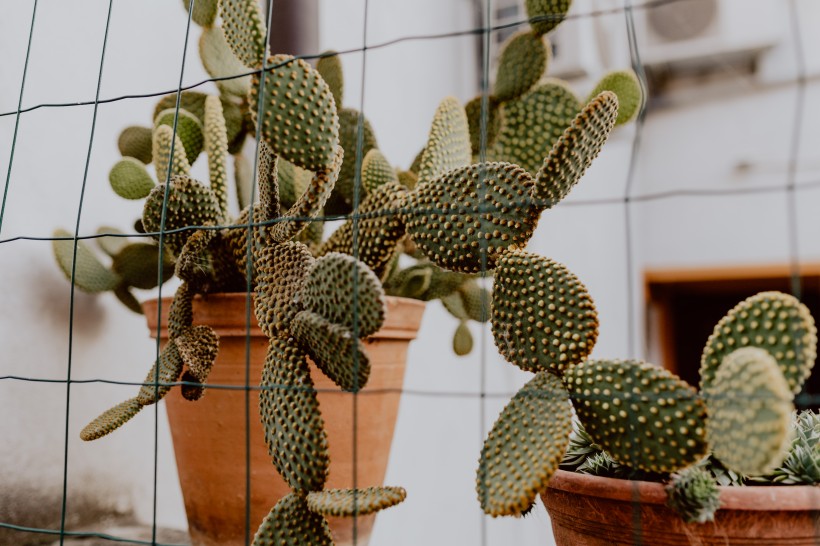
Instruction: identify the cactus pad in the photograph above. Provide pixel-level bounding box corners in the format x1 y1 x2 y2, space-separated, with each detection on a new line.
460 280 491 323
361 148 398 194
564 359 709 473
182 0 218 27
80 397 143 441
701 291 817 395
465 95 502 157
137 343 185 405
316 51 344 108
300 252 386 338
117 126 153 164
175 325 219 382
493 31 548 102
476 371 572 516
259 338 329 491
200 26 252 98
111 242 174 290
203 95 230 214
219 0 267 69
254 242 314 338
180 369 205 401
332 107 378 212
250 55 340 172
526 0 572 36
453 321 473 356
706 347 794 476
588 70 642 126
306 486 407 517
168 283 194 339
154 92 245 154
95 226 128 257
109 157 155 200
52 229 120 293
252 493 333 546
154 108 204 166
492 250 598 374
416 97 471 186
533 91 619 210
153 125 191 180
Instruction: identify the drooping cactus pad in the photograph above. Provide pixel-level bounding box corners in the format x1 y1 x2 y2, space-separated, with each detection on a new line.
252 493 333 546
306 486 407 517
533 91 619 210
477 371 572 516
80 397 143 441
111 242 174 290
493 31 548 102
700 291 817 395
492 250 598 374
259 338 329 492
405 162 540 273
52 229 120 293
117 126 153 164
565 359 709 473
175 325 219 383
136 342 185 405
250 55 340 173
219 0 268 69
109 157 155 200
706 347 794 476
526 0 572 36
416 96 471 186
588 70 642 126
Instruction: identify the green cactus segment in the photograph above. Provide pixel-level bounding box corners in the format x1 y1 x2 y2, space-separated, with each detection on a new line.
182 0 218 27
137 343 185 405
491 250 597 374
168 283 194 339
494 31 548 102
255 140 280 222
564 359 709 473
317 181 408 280
477 371 572 516
219 0 267 69
700 291 817 395
386 264 432 299
526 0 572 36
300 252 386 338
52 229 120 293
442 290 468 320
316 51 344 108
111 243 175 290
331 108 379 213
416 97 471 186
154 92 245 154
80 397 143 441
533 91 619 210
588 70 642 126
180 369 206 401
200 26 252 98
665 466 721 524
252 493 333 546
278 158 312 210
259 338 329 491
453 321 473 356
117 126 153 164
233 152 254 210
109 157 155 200
306 486 407 517
250 55 340 172
203 95 230 214
153 125 191 180
96 226 127 257
406 162 540 273
142 175 222 256
272 145 342 244
291 310 370 392
175 325 219 383
154 108 205 166
254 242 314 337
175 228 218 285
758 410 820 484
465 96 502 157
706 347 794 476
362 149 398 194
397 169 419 191
460 280 491 323
492 81 580 175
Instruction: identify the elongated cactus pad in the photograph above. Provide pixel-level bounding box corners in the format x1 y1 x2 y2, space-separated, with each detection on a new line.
203 95 230 215
565 359 709 473
168 283 194 339
494 31 548 102
117 126 153 164
175 325 219 382
492 81 580 175
465 95 502 157
52 229 120 293
533 91 619 211
477 371 572 516
250 55 340 172
361 148 398 194
80 397 143 441
233 152 254 209
526 0 572 36
253 493 333 546
109 157 155 200
492 250 597 374
153 125 191 180
219 0 267 69
416 97 471 186
254 242 314 338
259 338 329 491
182 0 217 27
306 486 407 517
316 51 344 108
588 70 642 126
111 242 174 290
137 342 185 405
706 347 794 476
700 291 817 395
154 108 204 166
154 92 245 154
200 26 251 98
331 107 379 213
255 139 280 222
405 162 540 273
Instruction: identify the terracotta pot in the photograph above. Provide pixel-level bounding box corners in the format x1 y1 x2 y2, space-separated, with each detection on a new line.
541 469 820 545
143 294 425 546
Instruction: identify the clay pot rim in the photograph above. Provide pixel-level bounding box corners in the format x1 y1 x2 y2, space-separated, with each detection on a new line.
546 469 820 511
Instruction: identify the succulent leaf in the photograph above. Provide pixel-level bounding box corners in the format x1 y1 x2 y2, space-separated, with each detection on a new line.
154 92 246 154
306 486 407 517
199 25 252 97
330 107 378 213
219 0 267 69
52 229 121 293
117 126 153 164
452 321 473 356
80 397 143 441
459 280 491 323
416 97 471 186
175 324 219 383
252 493 333 546
465 95 502 157
109 158 155 200
203 95 230 214
493 31 549 102
361 148 398 194
233 152 254 210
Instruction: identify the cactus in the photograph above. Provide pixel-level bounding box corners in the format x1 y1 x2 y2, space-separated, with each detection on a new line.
253 493 334 546
306 487 407 517
526 0 573 37
665 466 721 523
154 108 204 166
117 126 153 164
493 31 549 102
199 25 252 98
109 157 155 200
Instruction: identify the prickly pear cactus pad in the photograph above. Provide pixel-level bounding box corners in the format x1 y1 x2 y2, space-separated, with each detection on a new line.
532 91 619 210
259 338 329 492
404 162 540 273
249 55 340 173
219 0 267 69
111 243 174 290
136 342 185 405
476 371 572 516
182 0 218 27
175 325 219 382
80 397 143 441
253 493 333 546
564 359 709 473
491 250 598 374
493 31 548 102
453 321 473 356
706 347 794 476
361 148 398 194
117 126 153 164
306 486 407 517
52 229 120 293
316 51 344 109
254 242 314 338
203 95 230 214
109 157 155 200
331 108 379 212
415 96 472 186
491 81 581 175
700 291 817 395
526 0 572 36
199 26 252 98
588 70 643 126
153 125 191 179
154 108 204 165
154 92 246 154
465 96 502 157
